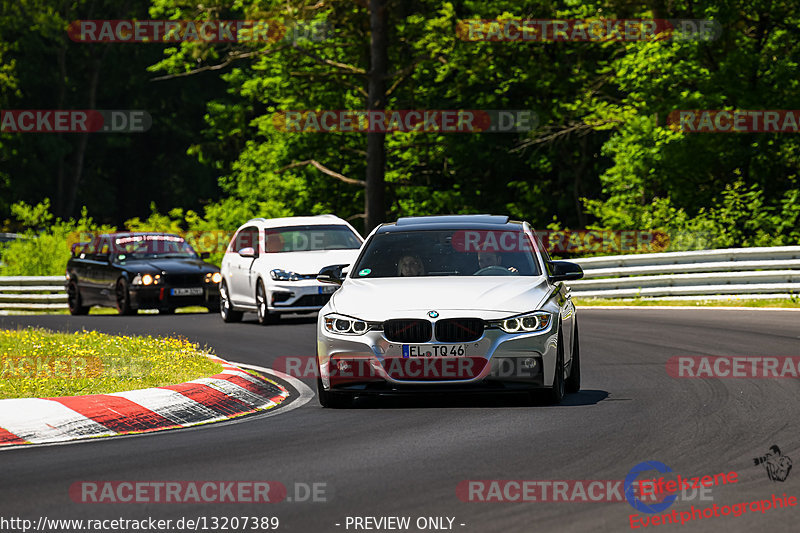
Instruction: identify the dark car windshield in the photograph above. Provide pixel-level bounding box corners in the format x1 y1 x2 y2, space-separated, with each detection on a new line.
264 225 362 252
113 234 198 259
351 229 541 278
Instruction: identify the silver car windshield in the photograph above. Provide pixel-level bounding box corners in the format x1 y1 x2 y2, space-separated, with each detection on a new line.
352 229 541 278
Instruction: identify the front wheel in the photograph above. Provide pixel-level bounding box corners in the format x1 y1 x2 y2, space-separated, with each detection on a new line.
317 376 353 408
256 281 279 325
565 320 581 394
544 327 566 404
115 278 135 315
219 280 243 323
67 280 90 315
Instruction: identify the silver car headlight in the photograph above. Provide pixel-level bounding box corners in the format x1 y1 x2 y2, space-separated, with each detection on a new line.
270 269 299 281
324 313 369 335
490 311 552 333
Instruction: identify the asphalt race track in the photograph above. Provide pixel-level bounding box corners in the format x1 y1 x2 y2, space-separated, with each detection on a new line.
1 309 798 533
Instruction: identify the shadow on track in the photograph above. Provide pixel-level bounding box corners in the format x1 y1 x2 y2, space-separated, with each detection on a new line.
337 389 609 410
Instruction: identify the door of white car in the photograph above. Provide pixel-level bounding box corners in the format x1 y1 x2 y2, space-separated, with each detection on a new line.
227 226 259 305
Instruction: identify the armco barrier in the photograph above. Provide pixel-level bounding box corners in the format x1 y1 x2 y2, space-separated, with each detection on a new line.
0 276 67 310
567 246 800 299
1 246 799 310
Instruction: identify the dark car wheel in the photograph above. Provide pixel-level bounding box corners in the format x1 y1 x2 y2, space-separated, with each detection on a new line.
115 278 136 315
316 376 353 408
565 320 581 394
256 280 279 325
219 280 243 323
66 280 90 315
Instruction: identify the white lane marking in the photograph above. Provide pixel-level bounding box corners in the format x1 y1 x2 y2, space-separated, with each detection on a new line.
0 398 114 443
110 388 223 425
0 362 312 451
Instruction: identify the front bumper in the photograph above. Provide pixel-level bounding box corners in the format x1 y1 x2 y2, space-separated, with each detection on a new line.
317 319 559 393
129 284 220 310
267 280 337 313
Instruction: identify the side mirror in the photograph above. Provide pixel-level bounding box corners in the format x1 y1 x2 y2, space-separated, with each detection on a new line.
71 242 87 257
200 251 211 260
317 264 349 286
238 247 256 258
550 261 584 282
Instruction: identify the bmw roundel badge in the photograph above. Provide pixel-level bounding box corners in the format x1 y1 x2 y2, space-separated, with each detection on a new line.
428 310 439 318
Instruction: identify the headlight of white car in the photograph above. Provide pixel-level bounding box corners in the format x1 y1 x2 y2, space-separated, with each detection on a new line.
270 269 300 281
490 311 552 333
324 313 370 335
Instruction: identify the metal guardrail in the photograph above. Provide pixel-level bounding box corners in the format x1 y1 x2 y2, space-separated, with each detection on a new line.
568 246 800 299
0 276 67 310
1 245 799 310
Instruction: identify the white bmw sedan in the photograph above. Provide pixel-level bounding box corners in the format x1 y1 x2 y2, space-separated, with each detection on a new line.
220 215 363 324
315 215 584 407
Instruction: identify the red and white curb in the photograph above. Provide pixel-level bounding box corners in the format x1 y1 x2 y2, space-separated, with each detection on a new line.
0 355 289 447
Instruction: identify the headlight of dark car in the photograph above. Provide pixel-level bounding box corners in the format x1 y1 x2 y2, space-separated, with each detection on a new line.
489 311 552 333
205 272 222 283
131 273 162 286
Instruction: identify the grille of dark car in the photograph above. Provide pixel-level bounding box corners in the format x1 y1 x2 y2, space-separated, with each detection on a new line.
286 294 332 307
434 318 485 342
383 319 433 343
163 273 204 286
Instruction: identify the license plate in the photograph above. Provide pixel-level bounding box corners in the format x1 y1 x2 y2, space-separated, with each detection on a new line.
318 285 337 294
171 287 203 296
402 344 468 358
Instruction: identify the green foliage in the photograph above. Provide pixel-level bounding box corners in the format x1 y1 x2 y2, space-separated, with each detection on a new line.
0 200 115 276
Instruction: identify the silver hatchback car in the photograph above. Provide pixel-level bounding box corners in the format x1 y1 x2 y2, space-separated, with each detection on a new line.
315 215 584 407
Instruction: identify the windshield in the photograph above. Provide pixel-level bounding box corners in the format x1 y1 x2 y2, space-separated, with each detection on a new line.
264 225 362 252
352 229 541 278
112 234 198 259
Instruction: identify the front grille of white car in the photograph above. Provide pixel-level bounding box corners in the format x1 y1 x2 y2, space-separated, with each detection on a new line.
434 318 485 342
383 319 433 343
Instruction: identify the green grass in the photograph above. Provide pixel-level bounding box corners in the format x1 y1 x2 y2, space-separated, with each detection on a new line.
0 306 213 316
574 298 800 308
0 328 224 399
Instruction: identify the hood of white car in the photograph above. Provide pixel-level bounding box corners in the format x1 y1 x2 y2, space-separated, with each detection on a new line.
263 249 361 276
331 276 552 320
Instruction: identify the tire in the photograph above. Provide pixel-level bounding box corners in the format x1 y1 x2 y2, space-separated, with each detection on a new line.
256 280 279 325
219 280 243 323
565 320 581 394
66 280 90 315
544 326 566 405
115 278 135 315
316 376 353 408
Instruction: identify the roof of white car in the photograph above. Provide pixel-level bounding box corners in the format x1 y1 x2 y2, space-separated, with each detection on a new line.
241 214 349 229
